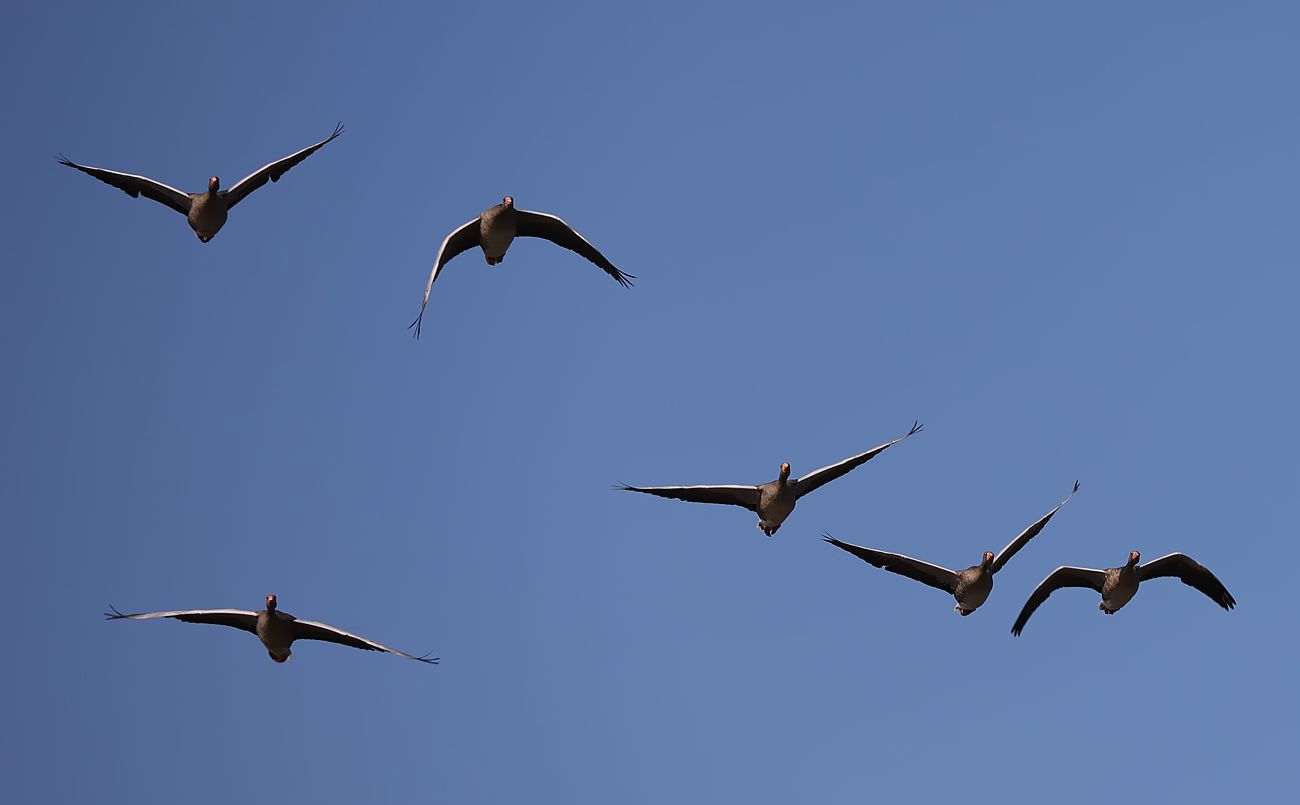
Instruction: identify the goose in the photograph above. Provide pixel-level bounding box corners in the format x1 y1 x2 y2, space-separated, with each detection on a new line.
105 594 437 664
58 123 343 242
409 196 634 337
824 480 1079 615
618 421 922 537
1011 551 1235 635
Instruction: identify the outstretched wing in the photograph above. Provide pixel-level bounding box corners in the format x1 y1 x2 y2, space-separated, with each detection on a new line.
792 421 923 499
288 617 438 663
59 157 192 216
991 480 1080 574
1138 553 1236 610
617 483 760 512
105 606 259 634
1010 566 1106 636
823 536 959 593
515 209 635 287
221 122 343 209
408 217 481 338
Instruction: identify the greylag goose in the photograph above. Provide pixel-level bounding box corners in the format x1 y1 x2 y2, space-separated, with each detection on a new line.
824 480 1079 615
58 123 343 242
105 594 436 664
618 422 923 536
1011 551 1235 635
409 196 633 337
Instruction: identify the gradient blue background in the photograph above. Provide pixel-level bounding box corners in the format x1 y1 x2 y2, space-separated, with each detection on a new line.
3 2 1296 802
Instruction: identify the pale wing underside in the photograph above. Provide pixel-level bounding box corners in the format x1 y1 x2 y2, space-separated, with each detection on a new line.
105 607 259 634
991 481 1080 573
823 536 959 593
1138 553 1236 610
1011 566 1106 635
59 158 192 216
515 209 634 287
222 122 344 209
289 618 439 663
409 217 481 338
792 421 923 499
618 483 761 512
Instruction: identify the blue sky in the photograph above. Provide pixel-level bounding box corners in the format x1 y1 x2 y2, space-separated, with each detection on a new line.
3 2 1296 802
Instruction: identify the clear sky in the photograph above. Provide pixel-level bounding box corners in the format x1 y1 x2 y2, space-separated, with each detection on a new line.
3 2 1296 802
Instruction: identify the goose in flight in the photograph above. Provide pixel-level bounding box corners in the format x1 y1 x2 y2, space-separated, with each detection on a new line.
58 123 343 242
409 196 633 337
105 594 436 664
618 421 923 536
824 481 1079 615
1011 550 1235 635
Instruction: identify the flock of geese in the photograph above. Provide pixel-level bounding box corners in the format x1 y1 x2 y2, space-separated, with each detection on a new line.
63 124 1236 666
